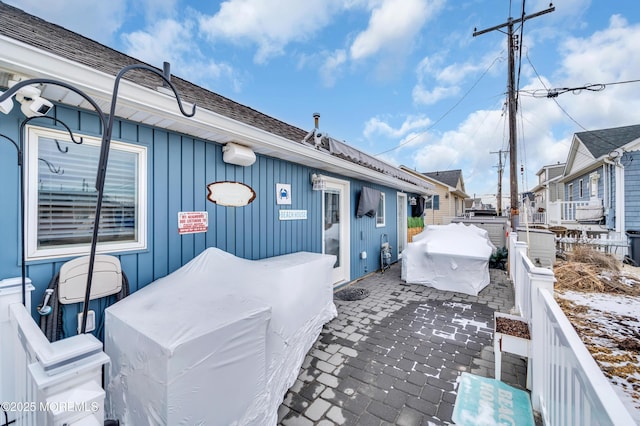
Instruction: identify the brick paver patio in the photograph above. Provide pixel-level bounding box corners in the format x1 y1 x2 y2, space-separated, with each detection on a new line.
277 263 528 425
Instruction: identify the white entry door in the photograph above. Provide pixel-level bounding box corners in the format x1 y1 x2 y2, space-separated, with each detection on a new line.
322 177 350 286
397 193 408 258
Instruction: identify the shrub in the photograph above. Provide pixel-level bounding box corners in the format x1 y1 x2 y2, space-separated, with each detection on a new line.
407 216 424 228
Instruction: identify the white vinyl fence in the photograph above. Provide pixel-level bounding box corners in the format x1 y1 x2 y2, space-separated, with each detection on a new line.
508 234 636 425
0 277 109 426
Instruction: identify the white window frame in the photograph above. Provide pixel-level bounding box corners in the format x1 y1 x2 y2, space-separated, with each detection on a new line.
25 126 147 261
568 183 574 202
376 192 386 227
579 179 584 198
589 172 600 198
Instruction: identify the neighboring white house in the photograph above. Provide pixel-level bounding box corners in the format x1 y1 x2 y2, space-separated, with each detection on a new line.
526 124 640 245
523 163 565 225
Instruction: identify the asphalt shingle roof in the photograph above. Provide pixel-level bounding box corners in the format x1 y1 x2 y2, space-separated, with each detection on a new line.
0 2 434 191
576 124 640 159
0 1 307 143
420 170 462 189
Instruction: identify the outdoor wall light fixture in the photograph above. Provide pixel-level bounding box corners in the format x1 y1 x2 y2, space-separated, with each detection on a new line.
222 142 256 166
0 63 196 334
311 173 326 191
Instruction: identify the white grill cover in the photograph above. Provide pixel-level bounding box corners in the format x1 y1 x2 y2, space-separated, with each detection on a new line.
402 223 496 296
105 247 337 425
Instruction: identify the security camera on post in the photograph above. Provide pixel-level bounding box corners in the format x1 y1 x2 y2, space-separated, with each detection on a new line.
14 85 53 117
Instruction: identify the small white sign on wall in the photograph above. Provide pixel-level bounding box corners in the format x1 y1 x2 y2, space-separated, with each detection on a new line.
276 183 291 205
279 210 307 220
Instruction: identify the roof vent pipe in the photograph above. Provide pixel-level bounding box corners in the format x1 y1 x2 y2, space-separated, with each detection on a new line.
313 112 320 129
163 62 171 87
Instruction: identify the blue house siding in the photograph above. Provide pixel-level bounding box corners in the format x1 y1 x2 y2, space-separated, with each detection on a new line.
624 151 640 230
565 174 590 201
0 104 412 337
348 181 400 278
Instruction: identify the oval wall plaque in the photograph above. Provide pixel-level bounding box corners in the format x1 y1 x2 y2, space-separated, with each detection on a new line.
207 181 256 207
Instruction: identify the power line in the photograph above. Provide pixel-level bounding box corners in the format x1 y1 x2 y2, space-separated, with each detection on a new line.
520 78 640 98
524 50 630 153
373 55 504 156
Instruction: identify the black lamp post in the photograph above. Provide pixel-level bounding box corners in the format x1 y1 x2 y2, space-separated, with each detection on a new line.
0 64 195 333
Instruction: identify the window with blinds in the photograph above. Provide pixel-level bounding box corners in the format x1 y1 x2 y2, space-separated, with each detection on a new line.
26 126 147 260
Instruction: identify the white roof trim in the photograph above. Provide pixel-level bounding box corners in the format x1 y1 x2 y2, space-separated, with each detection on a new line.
0 34 431 194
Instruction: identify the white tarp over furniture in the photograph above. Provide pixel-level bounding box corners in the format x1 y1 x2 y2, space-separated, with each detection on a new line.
105 247 337 426
402 223 496 296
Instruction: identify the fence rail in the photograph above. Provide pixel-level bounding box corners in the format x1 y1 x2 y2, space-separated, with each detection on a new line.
508 234 636 425
0 277 109 426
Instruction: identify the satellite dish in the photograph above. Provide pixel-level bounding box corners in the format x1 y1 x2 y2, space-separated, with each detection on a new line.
608 148 623 159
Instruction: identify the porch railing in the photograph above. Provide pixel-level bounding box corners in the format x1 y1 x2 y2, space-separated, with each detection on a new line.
519 210 547 226
546 200 595 225
0 277 109 425
508 234 636 425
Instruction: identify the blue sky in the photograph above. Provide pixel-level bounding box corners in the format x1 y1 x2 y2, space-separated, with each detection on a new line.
8 0 640 200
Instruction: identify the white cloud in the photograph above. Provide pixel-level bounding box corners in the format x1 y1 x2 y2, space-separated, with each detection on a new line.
364 115 432 140
198 0 342 64
137 0 178 21
122 18 242 92
407 15 640 196
349 0 444 61
412 85 461 105
320 50 348 87
123 19 194 67
412 51 504 106
519 15 640 138
413 109 506 173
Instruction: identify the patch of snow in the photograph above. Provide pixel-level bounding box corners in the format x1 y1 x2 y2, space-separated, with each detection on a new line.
557 290 640 423
443 301 473 311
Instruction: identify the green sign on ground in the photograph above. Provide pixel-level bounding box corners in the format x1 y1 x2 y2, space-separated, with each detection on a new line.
452 372 534 426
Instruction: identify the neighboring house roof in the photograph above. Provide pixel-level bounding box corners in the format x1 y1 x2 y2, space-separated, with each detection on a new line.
531 163 565 193
422 170 461 188
464 198 481 209
576 124 640 159
535 163 565 177
418 169 469 199
0 2 431 193
564 123 640 181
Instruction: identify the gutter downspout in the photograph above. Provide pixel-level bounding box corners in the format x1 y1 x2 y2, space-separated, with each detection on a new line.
604 156 624 236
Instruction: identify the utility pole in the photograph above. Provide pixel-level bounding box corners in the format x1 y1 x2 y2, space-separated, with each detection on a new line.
474 5 554 230
491 149 508 216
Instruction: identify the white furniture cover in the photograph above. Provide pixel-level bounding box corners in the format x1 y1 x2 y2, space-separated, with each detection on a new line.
105 247 337 425
402 223 496 296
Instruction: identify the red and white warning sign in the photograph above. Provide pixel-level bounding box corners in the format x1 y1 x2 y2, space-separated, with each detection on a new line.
178 211 208 235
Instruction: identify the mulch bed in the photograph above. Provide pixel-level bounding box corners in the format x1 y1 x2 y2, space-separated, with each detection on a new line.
495 316 530 339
